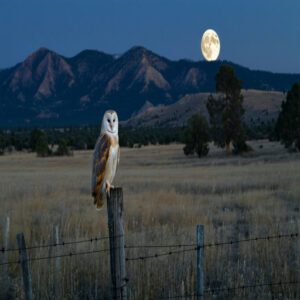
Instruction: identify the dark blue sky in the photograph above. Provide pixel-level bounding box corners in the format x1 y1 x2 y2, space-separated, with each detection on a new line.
0 0 299 73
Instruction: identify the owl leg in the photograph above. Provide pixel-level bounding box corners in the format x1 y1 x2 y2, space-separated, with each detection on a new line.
105 180 111 197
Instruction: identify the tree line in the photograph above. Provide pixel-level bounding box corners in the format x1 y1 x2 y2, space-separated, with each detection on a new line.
0 126 186 157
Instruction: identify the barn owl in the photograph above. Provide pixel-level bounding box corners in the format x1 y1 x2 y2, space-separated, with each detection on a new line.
91 110 120 210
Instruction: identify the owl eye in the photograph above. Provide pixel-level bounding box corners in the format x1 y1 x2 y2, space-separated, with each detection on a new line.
107 119 110 123
113 119 115 123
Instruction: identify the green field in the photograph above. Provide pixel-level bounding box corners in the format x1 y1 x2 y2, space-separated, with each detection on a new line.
0 140 299 299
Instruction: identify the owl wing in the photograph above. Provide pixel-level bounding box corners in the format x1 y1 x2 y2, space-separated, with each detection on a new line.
91 133 111 197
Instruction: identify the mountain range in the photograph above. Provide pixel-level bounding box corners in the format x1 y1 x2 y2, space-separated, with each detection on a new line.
0 46 299 127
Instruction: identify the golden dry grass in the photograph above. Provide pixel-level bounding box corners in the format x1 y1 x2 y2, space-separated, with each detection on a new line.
0 140 299 299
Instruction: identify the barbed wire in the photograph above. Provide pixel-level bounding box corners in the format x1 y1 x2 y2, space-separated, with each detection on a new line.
125 232 299 250
124 243 195 249
126 246 196 262
0 246 196 267
1 234 299 297
0 234 123 253
159 280 300 299
0 232 298 267
126 233 299 262
0 247 112 266
199 232 299 249
1 232 298 255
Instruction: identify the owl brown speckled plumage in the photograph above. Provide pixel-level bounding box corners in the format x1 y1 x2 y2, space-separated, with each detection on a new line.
91 110 120 210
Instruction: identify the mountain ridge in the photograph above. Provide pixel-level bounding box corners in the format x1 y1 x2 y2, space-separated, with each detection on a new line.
0 46 299 127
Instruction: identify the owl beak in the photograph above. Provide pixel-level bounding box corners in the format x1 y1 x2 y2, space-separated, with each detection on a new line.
110 124 113 130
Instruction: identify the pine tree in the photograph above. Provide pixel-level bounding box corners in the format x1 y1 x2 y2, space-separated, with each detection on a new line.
206 94 225 148
207 65 248 154
276 82 300 151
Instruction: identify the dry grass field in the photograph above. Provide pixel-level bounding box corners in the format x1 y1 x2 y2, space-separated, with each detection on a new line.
0 140 300 299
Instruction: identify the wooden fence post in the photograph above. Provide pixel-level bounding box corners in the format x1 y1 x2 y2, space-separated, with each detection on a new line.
107 187 127 300
0 216 10 297
196 225 204 300
1 216 10 253
16 233 33 300
49 225 61 299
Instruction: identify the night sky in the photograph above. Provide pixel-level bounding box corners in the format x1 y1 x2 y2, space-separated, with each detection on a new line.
0 0 299 73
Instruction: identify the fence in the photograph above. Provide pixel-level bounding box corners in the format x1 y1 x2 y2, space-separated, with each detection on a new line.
1 187 299 299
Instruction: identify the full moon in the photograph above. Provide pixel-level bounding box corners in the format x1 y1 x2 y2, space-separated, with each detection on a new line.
201 29 220 61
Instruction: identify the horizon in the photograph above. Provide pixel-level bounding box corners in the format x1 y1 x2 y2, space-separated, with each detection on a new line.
1 0 300 73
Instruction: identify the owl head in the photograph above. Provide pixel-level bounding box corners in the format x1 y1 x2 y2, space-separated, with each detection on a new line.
101 110 119 136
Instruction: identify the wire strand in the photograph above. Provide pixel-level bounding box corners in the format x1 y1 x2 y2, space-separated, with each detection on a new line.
0 247 112 266
126 233 299 262
0 234 123 253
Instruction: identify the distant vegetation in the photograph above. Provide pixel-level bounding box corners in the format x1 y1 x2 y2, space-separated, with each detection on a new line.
0 126 186 156
0 120 293 158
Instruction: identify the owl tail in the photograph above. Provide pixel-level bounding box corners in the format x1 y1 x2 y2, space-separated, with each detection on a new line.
94 191 105 211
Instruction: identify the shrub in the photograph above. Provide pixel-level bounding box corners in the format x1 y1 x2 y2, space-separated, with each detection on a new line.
183 114 210 158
